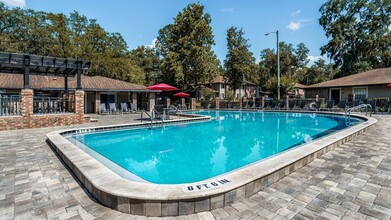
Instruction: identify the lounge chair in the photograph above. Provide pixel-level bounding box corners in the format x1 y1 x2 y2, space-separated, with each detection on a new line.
278 100 286 110
352 99 361 107
367 100 377 113
248 100 255 109
99 103 108 114
292 100 306 110
263 100 271 109
130 103 137 113
120 103 130 113
309 100 321 111
332 99 346 112
270 100 277 110
109 103 118 114
320 100 334 111
288 100 296 110
383 100 391 113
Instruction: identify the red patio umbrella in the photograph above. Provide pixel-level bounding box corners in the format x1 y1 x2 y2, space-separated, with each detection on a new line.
387 83 391 87
146 83 179 91
173 92 190 97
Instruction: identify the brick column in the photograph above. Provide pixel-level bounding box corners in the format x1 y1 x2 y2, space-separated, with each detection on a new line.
166 98 171 108
21 89 33 128
148 93 155 111
94 91 101 114
261 96 265 110
215 97 220 110
239 97 243 109
190 98 196 110
75 90 85 123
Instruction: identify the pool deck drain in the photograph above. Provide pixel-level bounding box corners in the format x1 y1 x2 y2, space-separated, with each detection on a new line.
1 113 390 219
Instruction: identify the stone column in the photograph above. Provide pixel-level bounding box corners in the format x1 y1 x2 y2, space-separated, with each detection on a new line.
132 92 137 106
261 96 265 110
94 91 101 114
181 98 185 110
148 93 155 111
286 95 290 110
215 97 220 110
190 98 196 110
239 97 243 109
21 89 34 128
166 98 171 108
75 90 85 124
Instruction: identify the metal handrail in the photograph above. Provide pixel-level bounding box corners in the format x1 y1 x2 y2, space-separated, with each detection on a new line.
141 110 154 129
345 104 372 118
152 109 164 124
169 105 182 114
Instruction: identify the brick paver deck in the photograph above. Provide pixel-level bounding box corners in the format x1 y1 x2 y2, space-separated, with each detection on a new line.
0 114 390 219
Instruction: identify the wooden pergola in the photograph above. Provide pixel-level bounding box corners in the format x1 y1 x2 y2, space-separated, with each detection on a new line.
0 52 90 91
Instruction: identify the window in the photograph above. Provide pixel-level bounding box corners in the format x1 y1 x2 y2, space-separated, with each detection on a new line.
353 87 367 100
221 84 225 89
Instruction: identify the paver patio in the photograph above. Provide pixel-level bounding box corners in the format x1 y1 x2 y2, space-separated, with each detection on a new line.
0 114 390 219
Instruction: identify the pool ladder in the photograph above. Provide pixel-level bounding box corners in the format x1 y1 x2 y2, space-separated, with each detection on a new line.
141 109 164 129
345 103 372 123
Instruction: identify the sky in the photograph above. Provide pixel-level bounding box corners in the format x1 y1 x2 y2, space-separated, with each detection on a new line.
1 0 329 65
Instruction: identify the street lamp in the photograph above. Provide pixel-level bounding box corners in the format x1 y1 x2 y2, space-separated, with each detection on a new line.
265 30 280 100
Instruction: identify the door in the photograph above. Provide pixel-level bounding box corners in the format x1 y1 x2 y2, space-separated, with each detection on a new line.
330 89 340 104
85 92 95 113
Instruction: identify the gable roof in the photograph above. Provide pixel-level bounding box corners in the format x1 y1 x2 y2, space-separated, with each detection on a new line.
306 68 391 88
0 73 149 92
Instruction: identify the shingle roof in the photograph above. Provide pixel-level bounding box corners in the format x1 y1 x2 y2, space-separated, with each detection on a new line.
0 73 148 91
306 68 391 88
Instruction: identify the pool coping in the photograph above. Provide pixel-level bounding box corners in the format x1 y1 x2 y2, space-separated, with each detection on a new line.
46 111 377 217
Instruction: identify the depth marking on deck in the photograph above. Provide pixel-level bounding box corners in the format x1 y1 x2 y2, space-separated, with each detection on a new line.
183 179 231 192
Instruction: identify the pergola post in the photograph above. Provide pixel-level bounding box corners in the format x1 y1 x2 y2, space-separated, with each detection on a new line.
23 55 30 89
64 75 68 92
76 59 82 90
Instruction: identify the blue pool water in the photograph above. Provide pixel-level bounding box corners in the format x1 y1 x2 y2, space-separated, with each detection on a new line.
69 111 362 184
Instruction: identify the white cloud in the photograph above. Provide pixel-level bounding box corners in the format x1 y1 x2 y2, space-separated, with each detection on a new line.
287 21 302 31
146 38 157 49
0 0 26 7
308 55 327 66
291 10 301 16
221 8 236 13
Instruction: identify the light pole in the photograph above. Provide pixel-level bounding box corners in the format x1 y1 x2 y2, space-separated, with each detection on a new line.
265 30 280 100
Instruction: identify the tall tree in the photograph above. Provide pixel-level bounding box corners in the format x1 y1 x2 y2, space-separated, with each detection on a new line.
319 0 391 76
258 42 309 96
0 4 145 84
224 27 258 96
156 3 220 90
129 46 160 85
303 59 336 85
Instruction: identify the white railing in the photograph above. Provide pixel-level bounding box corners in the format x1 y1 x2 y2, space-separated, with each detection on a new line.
345 104 373 118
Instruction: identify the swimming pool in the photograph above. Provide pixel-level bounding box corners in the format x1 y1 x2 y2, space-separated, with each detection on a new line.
67 111 362 184
48 111 375 216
